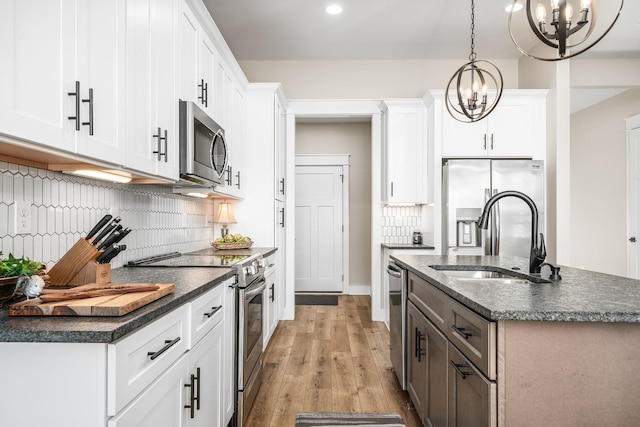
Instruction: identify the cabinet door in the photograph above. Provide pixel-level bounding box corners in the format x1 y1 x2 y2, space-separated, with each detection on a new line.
220 79 246 198
188 323 224 427
222 280 236 426
74 0 126 163
441 114 487 158
487 98 534 158
198 31 216 118
274 95 286 201
264 265 277 348
384 103 427 203
108 355 189 427
0 0 75 153
407 301 428 424
177 1 199 104
424 314 448 427
125 0 178 180
448 343 497 427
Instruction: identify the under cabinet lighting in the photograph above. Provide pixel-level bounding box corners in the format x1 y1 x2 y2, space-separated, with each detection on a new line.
65 169 132 183
185 192 209 199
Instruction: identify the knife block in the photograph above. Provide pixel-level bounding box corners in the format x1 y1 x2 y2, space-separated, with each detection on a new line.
66 262 112 288
47 238 103 288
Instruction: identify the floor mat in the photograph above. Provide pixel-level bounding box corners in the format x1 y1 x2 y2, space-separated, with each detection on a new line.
295 294 339 306
296 412 405 426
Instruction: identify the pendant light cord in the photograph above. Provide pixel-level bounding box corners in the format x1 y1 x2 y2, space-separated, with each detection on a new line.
469 0 476 62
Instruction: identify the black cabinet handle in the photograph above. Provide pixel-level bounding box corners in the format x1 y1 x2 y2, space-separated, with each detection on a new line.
269 283 275 302
415 327 427 362
194 367 201 410
235 170 241 189
483 134 487 150
490 133 494 150
279 178 285 195
226 165 233 186
279 207 285 228
390 181 394 197
68 81 81 131
198 79 208 107
204 305 222 318
82 87 94 135
147 337 180 360
184 372 196 418
452 325 473 340
153 127 168 162
450 360 474 380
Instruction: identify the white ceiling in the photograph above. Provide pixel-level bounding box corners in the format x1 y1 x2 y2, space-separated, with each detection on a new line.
202 0 640 61
202 0 640 112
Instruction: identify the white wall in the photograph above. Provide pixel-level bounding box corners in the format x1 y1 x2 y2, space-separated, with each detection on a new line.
295 122 372 289
239 59 521 98
570 88 640 275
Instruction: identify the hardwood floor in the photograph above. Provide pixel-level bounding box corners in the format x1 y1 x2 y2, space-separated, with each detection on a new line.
245 295 423 427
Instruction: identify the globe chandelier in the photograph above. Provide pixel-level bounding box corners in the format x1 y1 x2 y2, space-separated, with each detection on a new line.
508 0 624 61
445 0 503 123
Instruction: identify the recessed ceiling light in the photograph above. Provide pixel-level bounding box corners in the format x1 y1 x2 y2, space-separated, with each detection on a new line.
326 4 343 15
505 2 523 13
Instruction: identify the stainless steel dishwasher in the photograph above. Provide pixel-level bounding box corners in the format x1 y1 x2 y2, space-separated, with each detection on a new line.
387 260 407 390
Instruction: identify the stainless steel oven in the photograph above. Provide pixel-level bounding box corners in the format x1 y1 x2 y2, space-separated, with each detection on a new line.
237 272 266 427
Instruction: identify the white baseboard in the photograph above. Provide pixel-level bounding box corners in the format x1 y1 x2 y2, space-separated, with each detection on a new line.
344 284 370 295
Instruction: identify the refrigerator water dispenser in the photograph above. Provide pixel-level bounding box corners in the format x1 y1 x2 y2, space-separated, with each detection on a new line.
456 208 481 247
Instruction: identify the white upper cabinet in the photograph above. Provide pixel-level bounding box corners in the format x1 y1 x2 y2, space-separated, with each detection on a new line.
125 0 179 180
441 92 546 159
177 1 215 119
382 100 429 204
0 0 126 164
274 96 286 202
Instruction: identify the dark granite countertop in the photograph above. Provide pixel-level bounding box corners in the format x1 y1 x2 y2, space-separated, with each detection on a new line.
382 243 435 250
391 254 640 323
0 247 277 343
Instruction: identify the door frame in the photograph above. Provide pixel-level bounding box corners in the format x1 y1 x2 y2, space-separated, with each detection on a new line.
626 113 640 278
283 100 383 321
295 155 350 293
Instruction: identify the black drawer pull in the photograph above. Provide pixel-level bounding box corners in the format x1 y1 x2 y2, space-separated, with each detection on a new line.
147 337 181 360
184 372 196 418
68 80 81 130
450 360 475 379
81 87 94 135
452 325 473 339
415 327 427 362
204 305 222 318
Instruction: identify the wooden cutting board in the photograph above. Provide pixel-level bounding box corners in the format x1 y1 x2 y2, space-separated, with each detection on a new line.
8 283 175 317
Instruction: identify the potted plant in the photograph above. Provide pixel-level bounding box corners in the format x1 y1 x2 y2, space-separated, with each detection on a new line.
0 252 44 302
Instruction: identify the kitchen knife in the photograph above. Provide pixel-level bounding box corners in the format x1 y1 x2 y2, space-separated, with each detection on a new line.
112 227 131 244
85 214 112 240
97 230 122 251
91 217 121 245
102 244 126 264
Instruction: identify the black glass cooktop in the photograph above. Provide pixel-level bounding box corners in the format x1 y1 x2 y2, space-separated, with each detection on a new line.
127 252 249 268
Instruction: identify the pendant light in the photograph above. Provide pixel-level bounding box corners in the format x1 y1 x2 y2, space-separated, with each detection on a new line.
445 0 503 123
508 0 624 61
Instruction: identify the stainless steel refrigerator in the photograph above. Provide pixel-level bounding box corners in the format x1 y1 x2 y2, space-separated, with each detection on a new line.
443 159 545 258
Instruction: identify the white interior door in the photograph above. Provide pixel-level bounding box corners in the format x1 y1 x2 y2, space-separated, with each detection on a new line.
627 117 640 278
295 165 344 292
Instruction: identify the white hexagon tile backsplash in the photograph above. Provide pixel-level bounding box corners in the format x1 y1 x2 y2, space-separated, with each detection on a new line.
0 161 215 269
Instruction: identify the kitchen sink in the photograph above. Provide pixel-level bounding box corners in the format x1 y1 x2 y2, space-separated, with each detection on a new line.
429 265 550 284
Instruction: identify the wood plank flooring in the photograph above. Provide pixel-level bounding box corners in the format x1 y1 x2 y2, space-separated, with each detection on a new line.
245 295 422 427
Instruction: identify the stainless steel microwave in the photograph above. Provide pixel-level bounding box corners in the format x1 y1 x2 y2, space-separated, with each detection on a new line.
179 100 227 187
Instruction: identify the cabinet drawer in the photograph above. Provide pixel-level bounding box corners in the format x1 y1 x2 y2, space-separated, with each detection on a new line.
108 305 189 416
190 280 230 347
448 343 497 427
408 272 448 332
447 298 496 380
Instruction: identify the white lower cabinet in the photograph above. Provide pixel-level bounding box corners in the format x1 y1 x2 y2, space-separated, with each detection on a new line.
108 279 235 427
108 354 189 427
263 256 278 348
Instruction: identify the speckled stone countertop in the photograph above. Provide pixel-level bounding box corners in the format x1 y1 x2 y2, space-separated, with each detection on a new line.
382 243 435 250
0 247 277 343
391 254 640 323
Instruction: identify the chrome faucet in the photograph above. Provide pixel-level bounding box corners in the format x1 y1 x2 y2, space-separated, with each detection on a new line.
476 190 546 274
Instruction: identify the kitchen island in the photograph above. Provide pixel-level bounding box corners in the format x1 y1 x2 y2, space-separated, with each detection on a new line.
392 254 640 427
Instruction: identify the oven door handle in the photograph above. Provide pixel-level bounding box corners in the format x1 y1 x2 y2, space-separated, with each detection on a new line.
244 278 267 299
